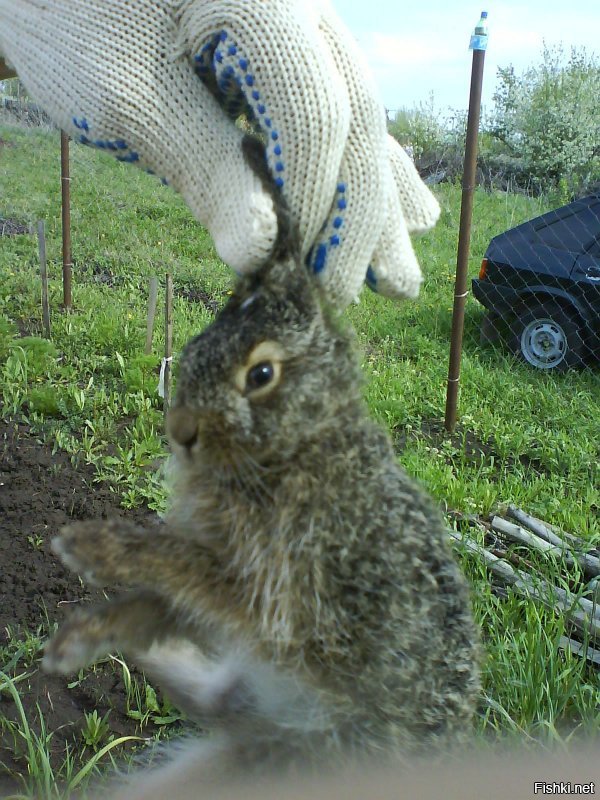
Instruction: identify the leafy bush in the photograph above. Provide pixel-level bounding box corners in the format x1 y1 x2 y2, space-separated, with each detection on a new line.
387 47 600 197
388 95 446 158
486 46 600 195
388 95 467 182
12 336 59 376
27 386 63 417
122 354 161 394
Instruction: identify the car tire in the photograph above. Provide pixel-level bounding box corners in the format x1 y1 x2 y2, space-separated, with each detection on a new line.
509 303 585 372
479 311 503 346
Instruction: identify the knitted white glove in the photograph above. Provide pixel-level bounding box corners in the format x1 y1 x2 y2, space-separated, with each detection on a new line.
367 135 441 299
0 0 439 307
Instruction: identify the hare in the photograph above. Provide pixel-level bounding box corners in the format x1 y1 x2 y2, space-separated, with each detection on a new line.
43 144 480 782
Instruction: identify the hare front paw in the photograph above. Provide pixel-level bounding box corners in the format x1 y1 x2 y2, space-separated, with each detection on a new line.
52 518 141 586
43 613 115 675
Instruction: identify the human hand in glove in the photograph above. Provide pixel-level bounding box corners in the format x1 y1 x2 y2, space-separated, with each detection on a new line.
0 0 439 307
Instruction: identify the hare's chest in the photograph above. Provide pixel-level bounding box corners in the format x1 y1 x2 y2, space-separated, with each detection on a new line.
169 482 253 545
222 525 302 645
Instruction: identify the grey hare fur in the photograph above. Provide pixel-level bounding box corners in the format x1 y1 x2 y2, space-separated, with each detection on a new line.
44 138 480 784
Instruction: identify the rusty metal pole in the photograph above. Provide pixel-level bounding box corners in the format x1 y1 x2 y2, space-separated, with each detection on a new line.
60 130 73 308
444 14 488 433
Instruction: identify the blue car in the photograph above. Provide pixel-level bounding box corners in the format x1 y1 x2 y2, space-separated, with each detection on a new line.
472 194 600 371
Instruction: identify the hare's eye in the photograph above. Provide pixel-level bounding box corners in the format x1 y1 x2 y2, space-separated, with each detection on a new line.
246 361 274 391
235 342 283 396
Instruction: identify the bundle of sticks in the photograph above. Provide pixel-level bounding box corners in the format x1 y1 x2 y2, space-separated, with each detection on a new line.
448 505 600 665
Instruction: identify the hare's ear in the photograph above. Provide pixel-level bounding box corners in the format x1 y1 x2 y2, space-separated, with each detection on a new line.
259 254 316 305
241 134 317 311
241 134 300 262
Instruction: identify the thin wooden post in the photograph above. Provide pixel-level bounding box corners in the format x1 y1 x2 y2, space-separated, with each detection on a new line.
163 274 174 417
37 220 51 338
60 131 72 308
145 276 159 355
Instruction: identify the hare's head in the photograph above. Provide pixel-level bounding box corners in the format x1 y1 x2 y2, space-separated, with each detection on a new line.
167 255 361 468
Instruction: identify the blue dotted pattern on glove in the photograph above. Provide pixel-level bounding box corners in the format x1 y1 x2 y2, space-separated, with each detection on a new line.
73 117 136 159
308 182 346 274
67 36 368 289
365 265 378 291
192 30 288 195
71 116 169 184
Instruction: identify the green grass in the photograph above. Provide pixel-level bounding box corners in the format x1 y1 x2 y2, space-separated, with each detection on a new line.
1 666 143 800
348 188 599 532
1 122 599 795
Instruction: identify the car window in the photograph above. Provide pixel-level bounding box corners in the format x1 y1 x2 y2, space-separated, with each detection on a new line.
533 202 600 253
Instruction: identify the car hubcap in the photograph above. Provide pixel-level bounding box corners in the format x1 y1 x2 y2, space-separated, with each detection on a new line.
520 319 567 369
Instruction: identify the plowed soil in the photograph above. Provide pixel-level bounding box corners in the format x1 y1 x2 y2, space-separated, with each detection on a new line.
0 419 160 793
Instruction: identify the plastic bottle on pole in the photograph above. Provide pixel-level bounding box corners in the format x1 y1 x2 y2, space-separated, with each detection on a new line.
470 11 489 50
475 11 488 35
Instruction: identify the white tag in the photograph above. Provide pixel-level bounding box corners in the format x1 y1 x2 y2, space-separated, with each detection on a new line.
158 357 173 398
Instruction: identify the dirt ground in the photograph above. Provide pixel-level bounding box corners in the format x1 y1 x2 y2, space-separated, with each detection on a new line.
0 419 161 792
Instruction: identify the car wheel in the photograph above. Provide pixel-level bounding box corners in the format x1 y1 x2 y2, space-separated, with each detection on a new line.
479 311 504 346
509 304 585 372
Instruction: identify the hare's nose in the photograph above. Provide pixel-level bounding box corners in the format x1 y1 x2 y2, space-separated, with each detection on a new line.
166 407 199 450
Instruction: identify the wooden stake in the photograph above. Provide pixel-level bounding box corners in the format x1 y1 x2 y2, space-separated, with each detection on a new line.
60 131 72 308
145 276 159 355
37 220 51 338
163 274 173 417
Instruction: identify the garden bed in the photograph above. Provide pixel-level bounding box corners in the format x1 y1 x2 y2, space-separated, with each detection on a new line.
0 419 161 794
